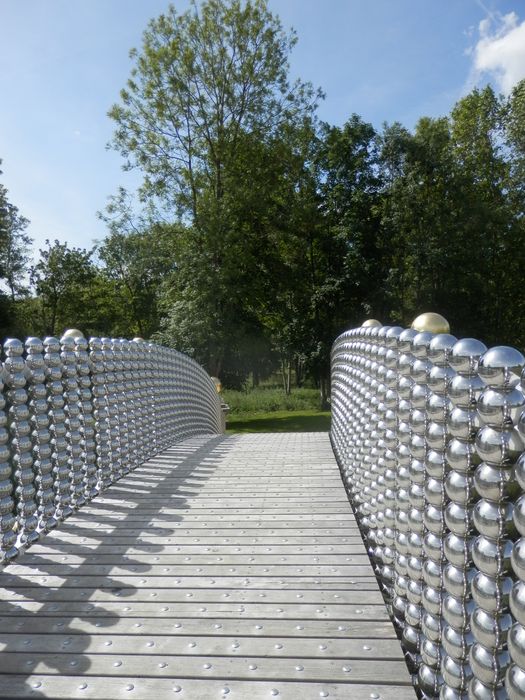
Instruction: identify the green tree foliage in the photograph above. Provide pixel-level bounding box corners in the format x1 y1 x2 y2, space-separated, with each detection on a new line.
97 224 179 337
108 0 319 215
29 240 97 336
0 163 33 339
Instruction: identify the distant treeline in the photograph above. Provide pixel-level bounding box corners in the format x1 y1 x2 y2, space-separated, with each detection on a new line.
1 1 525 395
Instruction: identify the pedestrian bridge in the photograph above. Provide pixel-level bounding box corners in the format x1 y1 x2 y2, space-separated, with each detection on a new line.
0 326 524 699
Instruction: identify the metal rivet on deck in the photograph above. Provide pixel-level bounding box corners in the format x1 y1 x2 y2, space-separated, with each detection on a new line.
370 694 380 699
342 666 351 672
70 660 78 666
270 690 279 696
232 642 239 649
221 688 230 695
188 642 196 648
104 641 113 646
274 644 283 649
32 682 42 689
355 609 363 614
174 623 182 628
363 645 371 651
203 663 212 669
125 683 134 691
320 692 329 697
249 664 257 670
113 661 122 667
295 665 304 671
319 644 327 651
159 662 168 668
255 625 263 630
146 641 155 647
173 685 182 693
78 683 88 690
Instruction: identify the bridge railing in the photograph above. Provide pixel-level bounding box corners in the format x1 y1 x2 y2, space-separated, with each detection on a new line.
330 324 525 700
0 334 223 565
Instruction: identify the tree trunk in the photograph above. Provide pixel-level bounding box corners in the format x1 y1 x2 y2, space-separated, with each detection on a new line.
286 360 292 396
319 374 330 410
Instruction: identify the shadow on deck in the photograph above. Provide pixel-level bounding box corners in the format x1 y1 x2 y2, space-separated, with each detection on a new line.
0 433 415 699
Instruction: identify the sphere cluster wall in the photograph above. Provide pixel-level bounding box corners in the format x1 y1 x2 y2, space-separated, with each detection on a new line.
0 336 223 565
330 325 525 699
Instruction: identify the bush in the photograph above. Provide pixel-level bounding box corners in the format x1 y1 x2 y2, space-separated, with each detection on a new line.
221 387 321 415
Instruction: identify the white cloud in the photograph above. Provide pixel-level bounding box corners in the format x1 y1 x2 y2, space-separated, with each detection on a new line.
470 11 525 94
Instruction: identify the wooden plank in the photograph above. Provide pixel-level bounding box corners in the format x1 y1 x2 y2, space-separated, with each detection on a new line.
1 576 379 590
0 633 403 658
8 561 374 573
0 601 391 620
14 553 371 565
0 616 399 639
25 543 366 554
0 652 411 683
0 676 416 699
5 587 386 605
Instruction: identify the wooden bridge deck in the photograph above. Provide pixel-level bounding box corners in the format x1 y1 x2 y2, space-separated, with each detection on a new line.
0 433 414 699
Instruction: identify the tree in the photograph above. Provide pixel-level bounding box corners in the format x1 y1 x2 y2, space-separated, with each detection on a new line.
97 224 179 338
0 163 32 300
30 240 96 336
109 0 319 216
108 0 320 385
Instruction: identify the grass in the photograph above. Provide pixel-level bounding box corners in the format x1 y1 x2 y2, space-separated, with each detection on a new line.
221 386 321 415
226 409 331 433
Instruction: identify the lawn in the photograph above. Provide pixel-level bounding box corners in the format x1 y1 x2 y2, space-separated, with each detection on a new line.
226 409 331 433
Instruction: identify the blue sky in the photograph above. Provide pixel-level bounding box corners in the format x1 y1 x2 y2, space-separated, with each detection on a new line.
0 0 524 255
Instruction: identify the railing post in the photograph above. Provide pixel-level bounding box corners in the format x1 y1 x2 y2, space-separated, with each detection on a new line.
1 340 21 561
6 338 40 547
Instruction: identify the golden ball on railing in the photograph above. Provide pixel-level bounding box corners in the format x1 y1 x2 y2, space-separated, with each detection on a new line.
361 319 382 328
210 376 222 393
411 312 450 334
61 328 85 340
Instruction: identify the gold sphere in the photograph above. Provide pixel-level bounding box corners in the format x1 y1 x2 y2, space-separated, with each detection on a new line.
361 319 382 328
411 312 450 334
210 376 222 393
62 328 85 340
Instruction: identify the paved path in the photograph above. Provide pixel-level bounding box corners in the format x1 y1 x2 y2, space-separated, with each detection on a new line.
0 433 414 698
